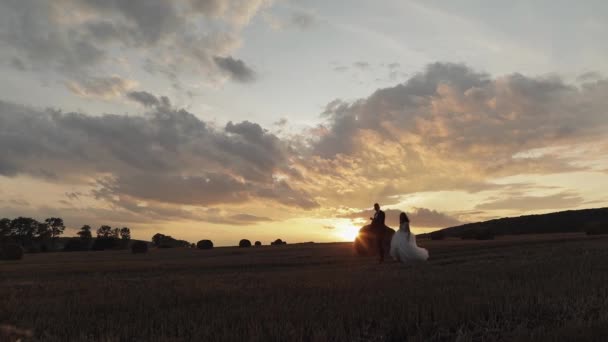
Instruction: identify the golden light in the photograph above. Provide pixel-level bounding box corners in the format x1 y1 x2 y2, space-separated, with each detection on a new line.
335 223 360 241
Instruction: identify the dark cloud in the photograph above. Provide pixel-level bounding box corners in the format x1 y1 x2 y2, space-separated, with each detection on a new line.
290 10 316 30
65 192 82 201
126 91 170 108
407 208 464 227
577 71 603 83
353 61 370 69
228 214 272 223
0 99 317 213
274 118 288 127
342 207 463 228
333 66 349 73
10 57 27 71
254 180 319 209
0 0 263 84
213 56 256 82
95 173 250 206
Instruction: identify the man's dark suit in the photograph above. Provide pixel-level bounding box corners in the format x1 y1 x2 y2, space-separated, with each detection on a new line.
371 210 385 227
371 210 386 262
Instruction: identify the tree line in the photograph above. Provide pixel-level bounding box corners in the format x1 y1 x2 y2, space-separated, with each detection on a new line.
1 217 65 252
0 216 132 252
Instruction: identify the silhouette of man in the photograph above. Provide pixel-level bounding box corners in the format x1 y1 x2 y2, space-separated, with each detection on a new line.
370 203 386 263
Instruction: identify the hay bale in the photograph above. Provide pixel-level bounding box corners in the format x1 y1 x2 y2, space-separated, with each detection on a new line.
196 240 214 250
254 241 262 247
0 243 24 260
131 241 149 254
353 225 395 256
239 239 252 248
271 239 287 246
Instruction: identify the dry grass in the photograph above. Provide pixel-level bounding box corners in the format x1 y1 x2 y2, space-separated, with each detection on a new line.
1 233 608 341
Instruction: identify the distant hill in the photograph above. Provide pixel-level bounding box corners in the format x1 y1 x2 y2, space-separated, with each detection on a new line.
420 207 608 239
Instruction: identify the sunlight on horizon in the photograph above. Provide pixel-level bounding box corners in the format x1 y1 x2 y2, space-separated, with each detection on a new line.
334 222 361 241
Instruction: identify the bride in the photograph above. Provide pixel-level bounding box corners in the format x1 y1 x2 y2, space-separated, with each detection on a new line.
390 212 429 263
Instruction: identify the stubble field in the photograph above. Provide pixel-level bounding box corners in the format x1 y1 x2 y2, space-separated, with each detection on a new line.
1 233 608 341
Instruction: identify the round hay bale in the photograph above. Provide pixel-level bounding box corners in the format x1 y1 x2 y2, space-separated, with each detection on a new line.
271 239 286 246
239 239 252 248
196 240 214 250
353 224 395 256
254 241 262 247
0 243 24 260
131 241 149 254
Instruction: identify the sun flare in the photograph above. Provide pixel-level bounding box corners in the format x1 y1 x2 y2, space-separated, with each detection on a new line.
336 224 360 241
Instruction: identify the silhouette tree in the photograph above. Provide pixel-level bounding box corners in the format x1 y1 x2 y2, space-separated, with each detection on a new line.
152 233 166 247
93 225 121 250
44 217 65 239
254 241 262 247
112 228 120 239
151 233 190 248
239 239 252 248
35 221 51 241
0 218 10 242
9 217 39 247
120 227 131 240
271 239 286 246
97 225 113 238
77 225 92 241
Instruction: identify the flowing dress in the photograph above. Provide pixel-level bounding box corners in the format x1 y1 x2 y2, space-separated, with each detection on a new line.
390 222 429 262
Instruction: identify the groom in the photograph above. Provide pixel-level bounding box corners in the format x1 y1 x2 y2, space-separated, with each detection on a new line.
370 203 386 263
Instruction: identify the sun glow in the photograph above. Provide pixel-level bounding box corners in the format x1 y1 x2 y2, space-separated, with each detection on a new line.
335 223 360 241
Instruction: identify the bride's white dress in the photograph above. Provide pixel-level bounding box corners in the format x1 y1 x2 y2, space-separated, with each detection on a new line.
390 222 429 262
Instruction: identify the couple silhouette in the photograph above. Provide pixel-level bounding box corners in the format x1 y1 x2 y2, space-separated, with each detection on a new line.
355 203 429 263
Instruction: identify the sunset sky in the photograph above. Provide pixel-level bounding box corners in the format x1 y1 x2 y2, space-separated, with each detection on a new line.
1 0 607 245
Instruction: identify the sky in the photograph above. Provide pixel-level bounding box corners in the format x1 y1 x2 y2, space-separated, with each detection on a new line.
1 0 607 245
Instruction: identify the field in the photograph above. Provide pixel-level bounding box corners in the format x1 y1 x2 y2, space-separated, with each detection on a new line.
2 234 608 342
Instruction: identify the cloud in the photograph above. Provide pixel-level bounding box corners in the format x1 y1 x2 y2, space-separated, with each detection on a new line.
0 0 267 86
263 9 317 30
353 61 370 70
10 57 27 71
290 10 317 30
407 208 464 227
0 98 317 217
333 66 349 73
2 62 607 226
126 91 170 108
298 62 608 208
213 56 256 82
227 214 272 223
65 192 82 201
66 76 137 99
475 191 584 211
341 207 463 228
577 71 603 83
